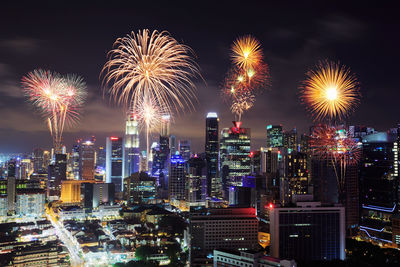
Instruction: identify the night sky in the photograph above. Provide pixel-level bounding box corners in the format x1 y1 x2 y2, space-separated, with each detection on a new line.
1 1 399 153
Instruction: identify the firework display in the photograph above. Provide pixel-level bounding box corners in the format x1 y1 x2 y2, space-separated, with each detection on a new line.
102 29 199 113
310 124 361 192
21 69 87 152
102 29 200 168
222 35 269 121
300 60 360 121
230 92 255 122
231 35 263 70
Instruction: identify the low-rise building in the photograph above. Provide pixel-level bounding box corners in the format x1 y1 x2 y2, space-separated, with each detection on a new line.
213 249 297 267
12 242 59 267
15 189 45 218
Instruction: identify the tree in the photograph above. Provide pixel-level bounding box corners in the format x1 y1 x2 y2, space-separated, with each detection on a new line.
134 245 157 261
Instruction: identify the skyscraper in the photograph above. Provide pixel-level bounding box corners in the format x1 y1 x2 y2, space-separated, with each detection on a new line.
266 125 283 148
205 112 220 198
80 138 96 180
360 131 398 243
168 154 186 201
106 137 124 193
71 141 81 179
283 128 298 152
32 148 44 173
287 151 309 196
220 122 251 195
178 140 191 161
161 114 171 137
186 155 207 204
97 146 106 169
124 113 140 177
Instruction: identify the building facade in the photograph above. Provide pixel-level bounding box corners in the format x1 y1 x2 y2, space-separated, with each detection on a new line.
189 207 258 259
124 113 140 178
266 125 283 148
106 137 124 193
205 112 220 198
169 155 186 201
270 202 345 261
220 123 251 194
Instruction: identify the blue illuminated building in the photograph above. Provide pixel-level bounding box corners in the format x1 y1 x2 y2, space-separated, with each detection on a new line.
168 154 186 201
360 131 398 243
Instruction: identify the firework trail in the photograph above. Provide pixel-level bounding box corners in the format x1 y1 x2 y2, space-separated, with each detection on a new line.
221 35 269 121
133 96 168 160
230 92 255 122
21 69 87 152
300 60 360 122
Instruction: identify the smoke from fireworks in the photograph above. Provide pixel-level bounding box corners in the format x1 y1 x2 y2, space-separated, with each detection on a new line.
21 69 87 151
300 60 360 121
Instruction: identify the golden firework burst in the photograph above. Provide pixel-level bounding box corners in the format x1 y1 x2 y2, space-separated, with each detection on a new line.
300 60 360 121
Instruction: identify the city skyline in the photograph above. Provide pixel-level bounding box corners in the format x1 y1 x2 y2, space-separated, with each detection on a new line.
1 1 400 152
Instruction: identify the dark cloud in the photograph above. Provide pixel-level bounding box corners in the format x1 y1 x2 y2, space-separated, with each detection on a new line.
0 37 41 54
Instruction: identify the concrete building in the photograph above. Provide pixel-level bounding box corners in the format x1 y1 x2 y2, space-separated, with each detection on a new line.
205 112 220 198
106 137 124 193
124 113 140 178
213 249 297 267
220 122 251 194
189 207 258 261
270 202 345 261
12 242 59 267
266 125 283 148
15 189 45 218
80 139 96 180
60 180 83 203
124 172 157 204
169 154 186 201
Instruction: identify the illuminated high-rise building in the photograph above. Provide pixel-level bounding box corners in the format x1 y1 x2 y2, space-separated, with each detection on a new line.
71 141 81 179
33 148 44 173
125 172 157 204
124 113 140 177
43 150 50 170
80 138 96 180
161 114 171 137
266 125 283 148
186 156 207 204
168 154 186 201
151 115 171 181
287 151 309 196
220 122 251 193
106 137 124 193
360 131 398 243
47 153 67 199
97 146 106 169
205 112 220 198
178 140 191 161
283 128 298 152
169 135 176 155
